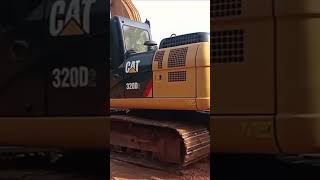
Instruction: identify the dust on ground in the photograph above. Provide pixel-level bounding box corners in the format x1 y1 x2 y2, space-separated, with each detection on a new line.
110 155 210 180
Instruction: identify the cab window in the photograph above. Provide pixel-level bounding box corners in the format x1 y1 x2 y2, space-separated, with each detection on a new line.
123 25 150 53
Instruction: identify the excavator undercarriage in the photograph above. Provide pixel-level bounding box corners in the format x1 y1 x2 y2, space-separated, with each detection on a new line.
110 110 210 166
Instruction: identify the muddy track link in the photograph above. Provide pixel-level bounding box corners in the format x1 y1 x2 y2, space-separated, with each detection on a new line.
110 113 210 167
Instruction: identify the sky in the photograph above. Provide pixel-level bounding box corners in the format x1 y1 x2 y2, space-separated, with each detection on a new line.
133 0 210 44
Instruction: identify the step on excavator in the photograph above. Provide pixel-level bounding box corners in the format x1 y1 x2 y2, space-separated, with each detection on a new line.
110 0 210 166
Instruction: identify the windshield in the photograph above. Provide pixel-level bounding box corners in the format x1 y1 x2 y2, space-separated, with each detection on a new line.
123 25 150 53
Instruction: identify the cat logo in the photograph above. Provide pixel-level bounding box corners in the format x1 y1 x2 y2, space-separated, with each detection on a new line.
49 0 96 36
125 60 141 74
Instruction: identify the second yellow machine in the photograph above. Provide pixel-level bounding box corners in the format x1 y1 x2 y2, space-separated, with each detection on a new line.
212 0 320 157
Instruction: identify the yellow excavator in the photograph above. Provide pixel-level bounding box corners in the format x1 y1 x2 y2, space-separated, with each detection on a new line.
110 0 210 166
212 0 320 164
0 0 209 167
110 0 141 21
0 0 108 154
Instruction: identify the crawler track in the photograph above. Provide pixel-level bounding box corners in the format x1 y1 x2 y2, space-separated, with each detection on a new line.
110 110 210 167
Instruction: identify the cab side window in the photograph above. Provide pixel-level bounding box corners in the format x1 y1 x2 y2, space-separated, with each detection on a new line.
123 25 150 53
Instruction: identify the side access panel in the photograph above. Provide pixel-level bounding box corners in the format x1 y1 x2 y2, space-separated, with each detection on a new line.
153 44 197 98
211 0 278 153
151 44 198 110
276 0 320 154
212 0 275 114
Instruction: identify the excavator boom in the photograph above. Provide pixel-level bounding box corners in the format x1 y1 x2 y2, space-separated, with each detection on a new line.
110 0 141 21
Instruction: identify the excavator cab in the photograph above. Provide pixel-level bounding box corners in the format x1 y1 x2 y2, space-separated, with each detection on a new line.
110 16 156 99
110 15 210 111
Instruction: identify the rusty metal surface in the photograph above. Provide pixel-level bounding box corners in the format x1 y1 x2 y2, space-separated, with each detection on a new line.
110 111 210 167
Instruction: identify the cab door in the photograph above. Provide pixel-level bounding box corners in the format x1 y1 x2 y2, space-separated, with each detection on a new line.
110 24 126 99
120 21 154 98
124 52 154 98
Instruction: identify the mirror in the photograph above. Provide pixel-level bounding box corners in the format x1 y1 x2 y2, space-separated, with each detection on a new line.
144 40 157 46
144 40 158 51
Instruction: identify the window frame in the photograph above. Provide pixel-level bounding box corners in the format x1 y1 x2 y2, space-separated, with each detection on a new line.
122 24 151 54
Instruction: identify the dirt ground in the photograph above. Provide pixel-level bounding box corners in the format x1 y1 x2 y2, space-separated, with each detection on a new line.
0 149 106 180
110 154 210 180
0 169 103 180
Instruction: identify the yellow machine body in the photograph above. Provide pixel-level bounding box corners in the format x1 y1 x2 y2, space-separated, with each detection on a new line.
111 42 210 111
110 0 141 21
0 117 109 150
212 0 320 154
